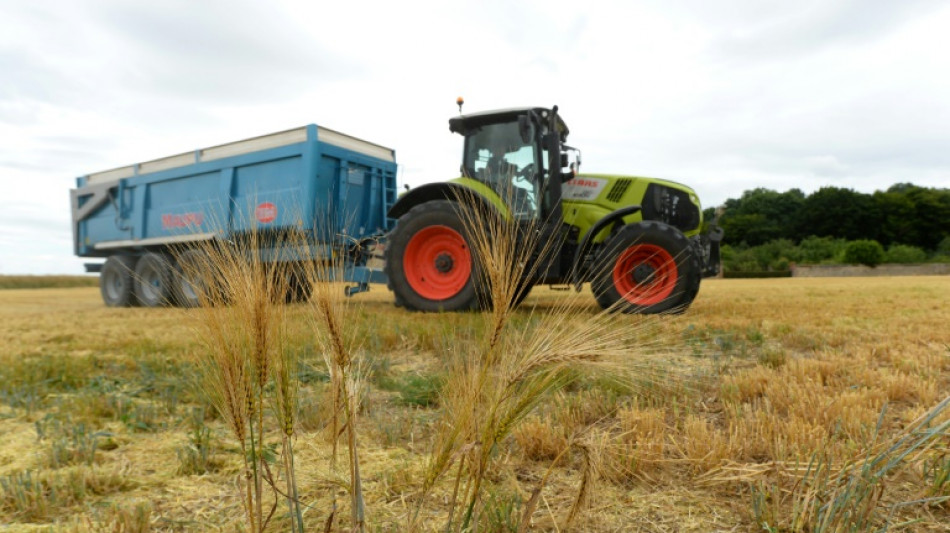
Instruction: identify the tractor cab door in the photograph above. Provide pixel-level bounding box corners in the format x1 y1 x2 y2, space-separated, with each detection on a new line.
462 121 541 221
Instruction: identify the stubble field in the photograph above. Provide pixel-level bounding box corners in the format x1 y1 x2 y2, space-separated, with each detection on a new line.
0 276 948 532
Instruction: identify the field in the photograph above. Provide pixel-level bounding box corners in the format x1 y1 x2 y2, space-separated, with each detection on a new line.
1 277 948 531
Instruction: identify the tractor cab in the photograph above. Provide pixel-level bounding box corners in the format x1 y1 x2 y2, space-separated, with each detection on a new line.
448 107 577 221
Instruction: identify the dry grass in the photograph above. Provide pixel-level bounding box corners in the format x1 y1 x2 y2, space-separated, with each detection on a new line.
0 275 98 290
0 275 947 531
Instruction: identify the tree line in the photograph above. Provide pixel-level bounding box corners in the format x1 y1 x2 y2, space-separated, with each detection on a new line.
703 183 950 271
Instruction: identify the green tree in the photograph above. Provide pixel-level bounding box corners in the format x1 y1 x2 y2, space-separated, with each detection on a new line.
796 187 880 241
905 186 950 250
936 236 950 259
843 240 885 267
714 183 949 254
720 188 805 246
873 190 919 247
721 213 773 246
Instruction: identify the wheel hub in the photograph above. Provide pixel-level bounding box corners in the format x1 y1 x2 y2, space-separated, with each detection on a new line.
402 224 472 301
434 253 454 273
632 264 656 284
612 243 678 306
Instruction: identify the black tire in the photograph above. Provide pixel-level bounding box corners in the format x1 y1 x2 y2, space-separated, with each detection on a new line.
100 255 138 307
173 249 217 308
591 221 701 314
285 264 311 304
133 253 175 308
385 200 479 312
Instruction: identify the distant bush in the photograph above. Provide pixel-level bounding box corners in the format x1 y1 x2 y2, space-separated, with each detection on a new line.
769 257 791 271
798 236 848 263
843 240 885 267
721 242 796 273
884 244 927 264
719 236 950 272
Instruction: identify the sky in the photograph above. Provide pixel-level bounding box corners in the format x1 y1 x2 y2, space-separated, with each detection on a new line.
1 0 948 274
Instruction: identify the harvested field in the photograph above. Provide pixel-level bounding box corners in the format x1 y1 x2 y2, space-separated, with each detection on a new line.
0 277 948 531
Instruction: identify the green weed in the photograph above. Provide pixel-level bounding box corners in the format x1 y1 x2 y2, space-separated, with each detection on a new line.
34 416 112 469
0 467 132 522
176 408 218 476
758 347 788 369
753 398 950 531
480 488 521 533
380 372 444 407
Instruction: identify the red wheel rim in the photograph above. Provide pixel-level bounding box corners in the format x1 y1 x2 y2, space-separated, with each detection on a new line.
403 225 472 301
612 244 678 306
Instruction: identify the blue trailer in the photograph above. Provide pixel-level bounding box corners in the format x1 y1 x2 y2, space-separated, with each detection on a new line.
71 125 397 307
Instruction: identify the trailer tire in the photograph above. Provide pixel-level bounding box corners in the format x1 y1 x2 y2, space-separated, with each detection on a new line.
134 253 175 308
385 200 480 312
286 264 311 303
100 255 138 307
173 249 217 308
592 221 701 314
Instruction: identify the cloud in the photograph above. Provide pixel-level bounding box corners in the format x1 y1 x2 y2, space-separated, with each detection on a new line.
94 2 364 103
703 0 945 62
803 155 848 177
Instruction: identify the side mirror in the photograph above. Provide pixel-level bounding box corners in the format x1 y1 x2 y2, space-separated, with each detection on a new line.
518 116 532 144
560 153 568 168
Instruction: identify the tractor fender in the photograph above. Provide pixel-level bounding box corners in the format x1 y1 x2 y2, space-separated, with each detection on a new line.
388 181 509 220
570 204 642 286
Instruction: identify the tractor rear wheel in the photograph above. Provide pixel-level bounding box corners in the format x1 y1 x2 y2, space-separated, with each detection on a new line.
592 221 701 314
385 200 479 312
100 255 138 307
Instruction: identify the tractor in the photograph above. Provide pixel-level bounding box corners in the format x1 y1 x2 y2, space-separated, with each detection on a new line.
383 104 722 313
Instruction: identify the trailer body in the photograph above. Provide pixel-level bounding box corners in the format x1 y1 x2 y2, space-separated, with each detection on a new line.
71 125 397 305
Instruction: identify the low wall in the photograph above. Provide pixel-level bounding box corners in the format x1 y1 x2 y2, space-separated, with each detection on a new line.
792 263 950 277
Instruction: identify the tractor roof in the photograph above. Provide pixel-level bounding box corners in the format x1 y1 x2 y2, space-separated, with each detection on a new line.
448 107 569 138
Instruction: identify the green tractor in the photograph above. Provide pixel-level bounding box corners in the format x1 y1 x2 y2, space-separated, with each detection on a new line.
384 104 722 313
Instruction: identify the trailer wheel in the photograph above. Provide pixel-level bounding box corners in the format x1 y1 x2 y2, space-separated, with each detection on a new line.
100 255 138 307
285 264 311 303
134 253 175 307
173 249 218 307
385 200 479 312
592 221 701 314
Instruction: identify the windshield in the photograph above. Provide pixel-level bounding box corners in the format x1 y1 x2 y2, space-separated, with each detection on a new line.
463 122 539 219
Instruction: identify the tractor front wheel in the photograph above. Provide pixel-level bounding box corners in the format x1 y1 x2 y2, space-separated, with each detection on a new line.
592 221 701 314
385 200 479 312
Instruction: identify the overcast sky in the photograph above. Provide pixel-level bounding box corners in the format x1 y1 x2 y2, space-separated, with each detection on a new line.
2 0 948 274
